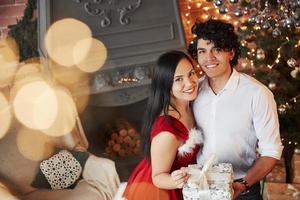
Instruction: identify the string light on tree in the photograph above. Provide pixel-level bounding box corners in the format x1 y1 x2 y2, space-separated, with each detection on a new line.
256 48 265 60
229 0 239 4
268 82 276 90
291 67 300 79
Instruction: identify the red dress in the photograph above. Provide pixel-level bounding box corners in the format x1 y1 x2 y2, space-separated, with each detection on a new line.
123 116 200 200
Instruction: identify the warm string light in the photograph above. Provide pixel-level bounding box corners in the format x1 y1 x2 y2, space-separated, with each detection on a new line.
251 37 289 70
296 39 300 48
281 138 298 146
267 46 282 69
288 94 300 104
240 26 247 31
181 0 251 43
184 0 193 40
267 65 272 69
117 78 139 84
278 94 300 117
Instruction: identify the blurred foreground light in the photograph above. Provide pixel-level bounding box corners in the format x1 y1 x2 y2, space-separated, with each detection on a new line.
13 80 58 130
50 61 89 89
41 87 77 137
72 88 90 113
49 60 90 113
10 74 47 104
14 62 42 83
0 183 19 200
0 37 19 87
45 18 92 67
73 38 107 73
16 127 55 161
0 93 11 139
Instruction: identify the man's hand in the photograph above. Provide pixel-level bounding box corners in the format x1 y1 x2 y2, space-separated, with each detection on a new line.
232 182 246 199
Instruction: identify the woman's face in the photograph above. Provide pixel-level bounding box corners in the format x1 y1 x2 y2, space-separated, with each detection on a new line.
171 58 198 102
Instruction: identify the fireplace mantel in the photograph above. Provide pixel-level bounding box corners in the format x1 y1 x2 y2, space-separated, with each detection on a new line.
37 0 186 106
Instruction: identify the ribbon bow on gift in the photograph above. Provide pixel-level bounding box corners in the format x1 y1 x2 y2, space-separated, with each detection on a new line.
185 154 217 200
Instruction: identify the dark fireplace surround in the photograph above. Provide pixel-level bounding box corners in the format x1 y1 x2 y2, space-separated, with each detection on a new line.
38 0 186 181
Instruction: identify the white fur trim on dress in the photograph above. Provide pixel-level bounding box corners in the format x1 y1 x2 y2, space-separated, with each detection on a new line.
177 128 203 157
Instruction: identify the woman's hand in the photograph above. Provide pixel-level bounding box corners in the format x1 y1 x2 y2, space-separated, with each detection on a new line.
73 144 87 152
170 167 189 188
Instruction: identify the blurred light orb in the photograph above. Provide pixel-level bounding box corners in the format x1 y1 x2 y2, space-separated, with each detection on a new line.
50 61 89 89
41 87 77 137
13 81 58 130
14 62 42 83
45 18 92 67
0 37 19 87
72 88 90 113
0 93 11 139
0 182 19 200
16 127 55 161
73 38 107 73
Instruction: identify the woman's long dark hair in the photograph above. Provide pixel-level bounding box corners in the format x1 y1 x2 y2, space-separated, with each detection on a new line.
141 50 193 158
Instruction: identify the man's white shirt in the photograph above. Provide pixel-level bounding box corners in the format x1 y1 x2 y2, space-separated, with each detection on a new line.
193 69 283 179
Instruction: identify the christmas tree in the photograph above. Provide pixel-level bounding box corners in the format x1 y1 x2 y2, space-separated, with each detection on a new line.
180 0 300 149
237 0 300 148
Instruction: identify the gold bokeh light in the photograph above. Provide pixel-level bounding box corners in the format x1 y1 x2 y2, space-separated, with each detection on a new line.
14 62 42 83
0 182 18 200
41 87 77 137
45 18 92 67
0 37 19 88
50 60 89 89
73 38 107 73
16 127 55 161
0 93 11 140
13 80 58 130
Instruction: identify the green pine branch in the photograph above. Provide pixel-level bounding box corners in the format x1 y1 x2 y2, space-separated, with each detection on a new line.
8 0 38 62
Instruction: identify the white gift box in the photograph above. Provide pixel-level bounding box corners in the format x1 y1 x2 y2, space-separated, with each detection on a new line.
183 163 233 200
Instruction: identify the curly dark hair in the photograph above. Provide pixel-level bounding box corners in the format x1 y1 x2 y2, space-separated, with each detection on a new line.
188 19 241 67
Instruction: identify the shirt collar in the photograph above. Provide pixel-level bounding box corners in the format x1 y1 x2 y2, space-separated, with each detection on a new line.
201 68 240 93
199 75 210 91
223 68 239 92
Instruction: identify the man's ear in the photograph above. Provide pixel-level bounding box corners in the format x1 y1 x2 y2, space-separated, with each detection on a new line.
230 50 235 60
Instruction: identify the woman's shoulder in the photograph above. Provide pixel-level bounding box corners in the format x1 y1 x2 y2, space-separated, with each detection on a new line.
150 116 188 140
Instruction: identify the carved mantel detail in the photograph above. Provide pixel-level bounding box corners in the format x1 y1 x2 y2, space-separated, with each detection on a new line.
91 64 152 94
76 64 152 106
118 0 142 25
73 0 142 28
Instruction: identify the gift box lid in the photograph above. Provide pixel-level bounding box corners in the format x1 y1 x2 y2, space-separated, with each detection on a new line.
188 163 233 183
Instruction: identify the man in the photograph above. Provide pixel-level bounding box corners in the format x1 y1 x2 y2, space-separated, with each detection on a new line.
188 19 283 200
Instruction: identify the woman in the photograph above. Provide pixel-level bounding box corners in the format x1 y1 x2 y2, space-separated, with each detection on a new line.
123 51 202 200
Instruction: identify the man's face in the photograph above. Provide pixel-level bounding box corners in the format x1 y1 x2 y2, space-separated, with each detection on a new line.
196 39 234 80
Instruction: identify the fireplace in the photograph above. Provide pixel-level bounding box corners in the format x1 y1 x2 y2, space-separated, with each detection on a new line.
79 98 147 181
37 0 186 181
